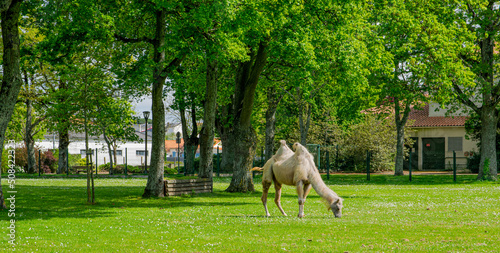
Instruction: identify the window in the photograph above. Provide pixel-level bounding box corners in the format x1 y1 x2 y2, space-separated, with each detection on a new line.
448 137 463 151
115 150 123 156
136 150 148 156
80 149 87 155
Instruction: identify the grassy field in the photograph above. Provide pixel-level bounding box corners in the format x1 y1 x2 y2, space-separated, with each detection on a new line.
1 174 499 252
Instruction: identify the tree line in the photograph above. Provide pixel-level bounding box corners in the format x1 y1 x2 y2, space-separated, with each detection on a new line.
1 0 499 207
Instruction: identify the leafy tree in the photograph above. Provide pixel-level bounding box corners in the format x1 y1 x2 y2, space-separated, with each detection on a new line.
370 0 460 176
0 0 23 209
441 0 500 180
109 0 186 197
92 97 139 175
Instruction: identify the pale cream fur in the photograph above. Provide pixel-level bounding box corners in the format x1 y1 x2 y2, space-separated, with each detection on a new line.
253 141 343 218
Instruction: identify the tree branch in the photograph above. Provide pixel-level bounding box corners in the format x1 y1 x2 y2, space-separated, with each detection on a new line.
114 34 154 44
0 0 13 13
158 55 186 80
452 80 480 114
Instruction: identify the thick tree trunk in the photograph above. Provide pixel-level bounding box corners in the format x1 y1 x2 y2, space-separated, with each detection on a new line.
57 127 69 174
225 40 269 192
265 87 280 161
476 34 498 180
394 122 405 176
143 10 167 198
219 129 234 174
477 106 498 180
180 104 199 174
0 0 23 209
25 98 37 173
225 126 256 192
199 58 218 179
394 99 410 176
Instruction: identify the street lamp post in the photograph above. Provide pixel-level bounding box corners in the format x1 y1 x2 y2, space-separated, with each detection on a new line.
143 111 150 174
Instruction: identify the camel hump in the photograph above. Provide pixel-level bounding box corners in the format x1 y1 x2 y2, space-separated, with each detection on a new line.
251 167 263 172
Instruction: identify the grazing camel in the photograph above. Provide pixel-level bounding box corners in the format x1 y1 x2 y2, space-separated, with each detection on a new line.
252 141 343 218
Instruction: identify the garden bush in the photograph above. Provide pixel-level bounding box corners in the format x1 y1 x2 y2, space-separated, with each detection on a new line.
466 151 500 174
126 165 142 174
164 167 178 174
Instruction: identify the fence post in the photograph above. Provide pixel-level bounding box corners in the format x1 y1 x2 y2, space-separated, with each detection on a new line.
125 148 128 175
366 150 370 181
409 149 412 182
217 147 220 177
326 151 330 180
38 149 41 176
66 147 69 176
453 150 457 182
317 145 321 171
95 149 98 176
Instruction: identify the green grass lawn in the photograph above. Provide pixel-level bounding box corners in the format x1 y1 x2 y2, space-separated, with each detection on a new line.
1 174 499 252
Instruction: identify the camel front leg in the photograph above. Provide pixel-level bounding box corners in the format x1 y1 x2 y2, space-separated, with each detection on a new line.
261 181 272 217
296 180 306 218
273 179 287 216
303 183 312 201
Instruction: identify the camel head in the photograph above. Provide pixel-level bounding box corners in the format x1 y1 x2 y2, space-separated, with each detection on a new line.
329 198 343 218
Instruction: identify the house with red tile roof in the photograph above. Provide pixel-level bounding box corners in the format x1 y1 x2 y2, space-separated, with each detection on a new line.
164 138 222 161
165 139 185 159
407 103 477 171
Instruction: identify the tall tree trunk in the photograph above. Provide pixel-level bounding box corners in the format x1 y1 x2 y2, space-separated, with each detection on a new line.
143 10 167 198
218 128 234 175
199 58 218 179
264 87 281 160
180 102 198 174
225 40 269 192
113 143 118 168
477 106 498 180
225 126 256 192
103 132 114 175
394 99 411 176
476 34 498 180
25 98 37 173
56 127 69 174
0 0 23 209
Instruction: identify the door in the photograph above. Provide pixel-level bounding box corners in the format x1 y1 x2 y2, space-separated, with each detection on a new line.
422 138 445 170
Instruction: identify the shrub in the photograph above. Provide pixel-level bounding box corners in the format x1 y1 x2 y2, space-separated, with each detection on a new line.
68 154 82 167
337 114 398 172
98 163 110 172
164 167 178 174
467 151 500 175
126 165 142 174
42 150 57 173
76 158 87 166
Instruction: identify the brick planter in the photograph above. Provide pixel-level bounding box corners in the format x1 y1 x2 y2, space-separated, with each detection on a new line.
163 178 213 196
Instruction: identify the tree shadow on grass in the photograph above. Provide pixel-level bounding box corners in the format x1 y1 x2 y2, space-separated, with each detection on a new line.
13 184 254 221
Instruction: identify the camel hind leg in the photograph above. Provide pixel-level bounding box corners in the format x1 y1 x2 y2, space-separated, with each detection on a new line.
273 178 287 216
261 180 272 217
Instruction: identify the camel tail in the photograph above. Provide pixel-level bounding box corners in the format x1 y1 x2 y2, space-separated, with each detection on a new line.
251 167 263 172
309 169 339 209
